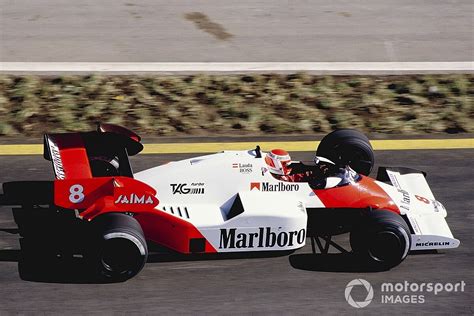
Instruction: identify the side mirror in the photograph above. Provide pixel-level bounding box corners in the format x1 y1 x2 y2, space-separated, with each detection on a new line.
97 123 141 142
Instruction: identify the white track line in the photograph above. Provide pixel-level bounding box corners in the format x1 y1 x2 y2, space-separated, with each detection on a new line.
0 62 472 73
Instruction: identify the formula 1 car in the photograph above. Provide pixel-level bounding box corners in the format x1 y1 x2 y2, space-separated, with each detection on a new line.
0 124 460 281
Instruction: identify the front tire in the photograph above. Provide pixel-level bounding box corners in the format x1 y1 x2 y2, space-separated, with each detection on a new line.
350 210 411 270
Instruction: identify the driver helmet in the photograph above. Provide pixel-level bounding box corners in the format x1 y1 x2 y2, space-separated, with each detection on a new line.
265 149 292 175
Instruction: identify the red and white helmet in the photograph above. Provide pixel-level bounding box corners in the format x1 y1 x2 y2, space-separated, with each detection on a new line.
265 149 292 175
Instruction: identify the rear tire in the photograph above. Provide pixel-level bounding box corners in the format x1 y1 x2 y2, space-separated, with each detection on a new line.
317 129 374 175
350 210 411 270
88 213 148 282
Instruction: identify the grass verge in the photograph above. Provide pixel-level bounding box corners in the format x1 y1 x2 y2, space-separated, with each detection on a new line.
0 74 472 136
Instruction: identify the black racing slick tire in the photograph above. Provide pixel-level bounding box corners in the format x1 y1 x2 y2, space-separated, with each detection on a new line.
350 210 411 270
89 213 148 282
316 129 375 175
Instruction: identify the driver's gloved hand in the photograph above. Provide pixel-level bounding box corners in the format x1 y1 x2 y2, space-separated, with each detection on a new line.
288 162 306 174
318 163 330 175
308 177 327 190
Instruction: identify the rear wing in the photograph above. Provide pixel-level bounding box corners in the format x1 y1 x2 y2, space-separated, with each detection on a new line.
44 124 143 180
377 167 460 251
1 125 156 220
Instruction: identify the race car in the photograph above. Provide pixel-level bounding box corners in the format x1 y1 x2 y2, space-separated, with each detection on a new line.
0 124 460 281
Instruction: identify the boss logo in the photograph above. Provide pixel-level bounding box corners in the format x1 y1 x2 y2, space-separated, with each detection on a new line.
233 163 253 174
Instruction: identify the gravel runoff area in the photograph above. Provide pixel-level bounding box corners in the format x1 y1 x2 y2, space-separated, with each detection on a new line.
0 74 472 136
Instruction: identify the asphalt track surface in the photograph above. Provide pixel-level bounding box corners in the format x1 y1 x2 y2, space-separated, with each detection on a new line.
0 148 472 314
1 0 473 63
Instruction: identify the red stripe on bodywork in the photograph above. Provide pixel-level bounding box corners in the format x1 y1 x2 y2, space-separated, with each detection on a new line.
315 176 400 213
135 211 217 254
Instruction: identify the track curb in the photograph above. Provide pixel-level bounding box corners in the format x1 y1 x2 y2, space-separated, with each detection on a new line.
0 139 472 155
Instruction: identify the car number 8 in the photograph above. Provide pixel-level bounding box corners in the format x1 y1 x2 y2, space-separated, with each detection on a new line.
69 184 85 203
415 195 430 204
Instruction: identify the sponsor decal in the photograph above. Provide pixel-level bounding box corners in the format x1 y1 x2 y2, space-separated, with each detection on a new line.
388 173 401 190
115 193 155 205
398 189 410 212
171 183 205 195
232 163 253 174
261 167 268 175
415 241 450 247
219 227 306 249
250 182 299 192
250 182 260 191
48 139 65 179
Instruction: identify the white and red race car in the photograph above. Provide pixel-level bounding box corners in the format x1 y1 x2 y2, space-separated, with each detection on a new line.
0 124 459 281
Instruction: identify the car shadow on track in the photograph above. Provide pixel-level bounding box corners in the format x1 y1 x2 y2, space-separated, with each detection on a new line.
289 252 385 273
0 244 441 283
0 249 106 284
289 250 440 273
0 248 379 284
0 247 295 284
